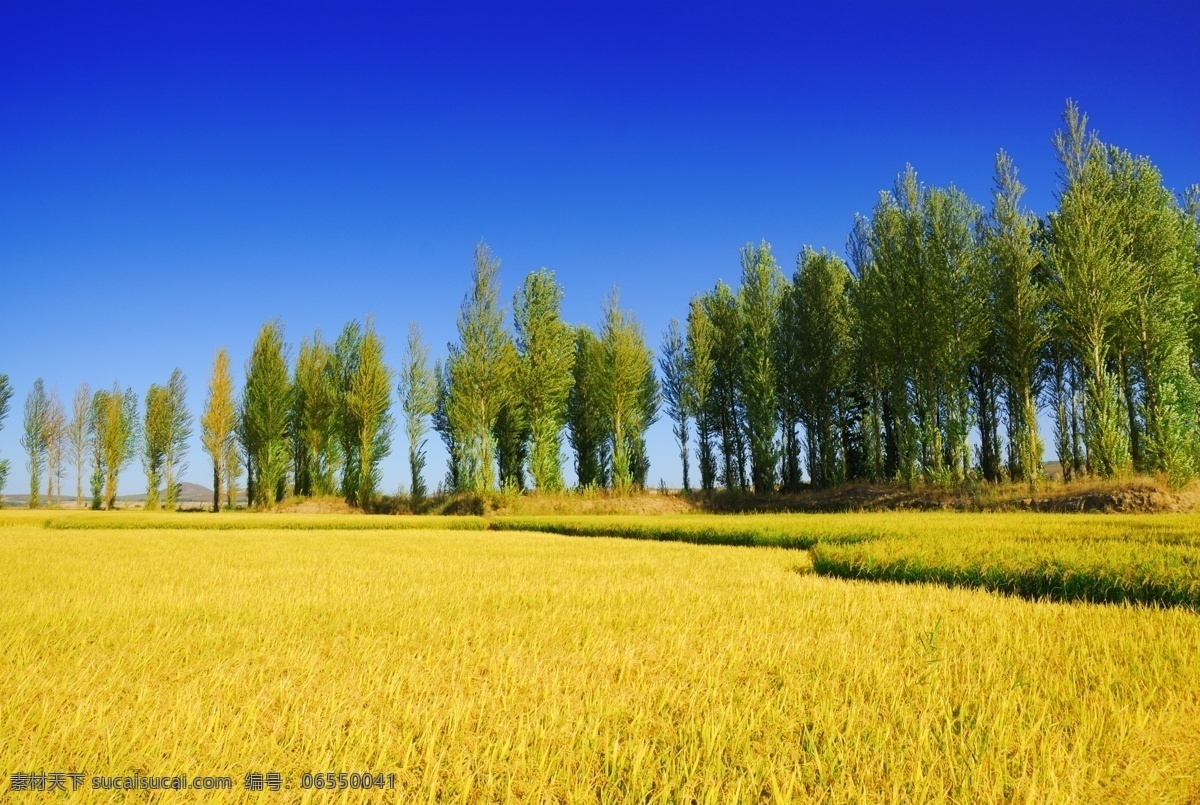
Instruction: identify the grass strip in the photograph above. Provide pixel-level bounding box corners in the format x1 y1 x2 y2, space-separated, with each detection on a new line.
812 536 1200 610
489 514 881 549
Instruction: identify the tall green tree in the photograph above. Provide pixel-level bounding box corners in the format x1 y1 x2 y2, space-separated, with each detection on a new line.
160 370 191 509
493 339 527 491
986 150 1048 486
792 247 853 488
292 332 338 496
738 241 783 493
332 321 364 501
0 375 11 496
566 325 608 489
598 289 657 493
201 348 238 512
240 320 292 507
21 380 49 508
92 384 139 510
344 320 394 507
514 269 575 491
702 282 746 490
685 298 718 493
659 318 691 492
1047 103 1136 477
142 382 170 508
445 243 511 493
432 359 460 493
398 322 436 501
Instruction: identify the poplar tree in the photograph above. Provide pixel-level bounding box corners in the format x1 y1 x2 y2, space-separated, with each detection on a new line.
44 389 66 505
987 151 1047 486
332 321 364 500
598 290 657 493
292 333 338 496
702 282 746 490
67 383 91 506
398 322 436 501
0 375 10 496
1048 103 1136 477
22 380 49 508
685 298 718 493
446 243 511 493
738 241 783 493
566 325 607 488
432 359 460 493
1110 150 1200 484
201 348 238 512
158 370 190 509
344 320 393 507
659 318 691 492
142 382 170 508
241 320 292 507
493 339 526 491
514 269 575 491
92 384 139 509
793 247 853 488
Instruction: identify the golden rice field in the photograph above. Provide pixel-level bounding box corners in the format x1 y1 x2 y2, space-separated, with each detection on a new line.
2 511 1200 802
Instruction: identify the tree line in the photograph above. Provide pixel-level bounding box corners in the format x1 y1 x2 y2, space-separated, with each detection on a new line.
659 102 1200 493
1 243 659 510
2 102 1198 508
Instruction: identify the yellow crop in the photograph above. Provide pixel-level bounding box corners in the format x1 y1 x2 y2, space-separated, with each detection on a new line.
3 516 1199 801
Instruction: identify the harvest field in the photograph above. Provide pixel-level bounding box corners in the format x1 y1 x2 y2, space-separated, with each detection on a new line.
2 512 1200 802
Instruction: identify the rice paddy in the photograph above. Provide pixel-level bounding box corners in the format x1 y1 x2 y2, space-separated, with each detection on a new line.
2 511 1199 801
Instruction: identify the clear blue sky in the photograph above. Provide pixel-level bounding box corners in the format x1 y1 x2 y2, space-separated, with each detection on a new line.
2 1 1198 495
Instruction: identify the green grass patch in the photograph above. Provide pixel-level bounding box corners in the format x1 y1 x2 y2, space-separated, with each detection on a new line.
489 514 883 548
812 535 1200 610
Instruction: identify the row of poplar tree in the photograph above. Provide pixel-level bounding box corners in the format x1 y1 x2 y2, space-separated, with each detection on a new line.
656 102 1200 492
2 102 1198 507
0 241 658 510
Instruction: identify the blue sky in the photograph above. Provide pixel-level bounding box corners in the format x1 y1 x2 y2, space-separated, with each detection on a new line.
2 1 1198 495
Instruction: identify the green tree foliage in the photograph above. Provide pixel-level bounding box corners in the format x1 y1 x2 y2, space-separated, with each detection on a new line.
92 384 139 510
344 320 394 507
659 318 691 492
738 241 783 493
1108 151 1199 485
446 243 511 493
398 322 436 501
859 167 989 483
332 320 364 501
493 339 526 492
240 320 292 508
67 383 91 506
599 290 658 493
142 382 170 508
566 325 608 489
1048 103 1137 477
702 282 746 490
292 332 338 497
685 298 718 493
201 348 238 512
160 370 191 509
986 151 1048 487
21 379 49 508
514 269 575 491
0 375 11 496
432 359 459 494
791 247 853 488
